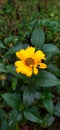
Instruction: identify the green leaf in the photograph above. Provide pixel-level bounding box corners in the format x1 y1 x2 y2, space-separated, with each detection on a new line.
0 63 7 73
4 36 19 45
0 40 6 48
0 19 6 25
42 114 54 127
42 90 54 99
47 64 60 77
42 44 60 56
11 77 18 90
43 99 54 114
2 93 21 109
9 110 22 127
6 65 28 80
0 109 7 119
24 107 43 124
54 101 60 117
36 70 59 87
31 28 45 49
1 119 8 130
5 43 28 55
56 81 60 95
23 87 41 105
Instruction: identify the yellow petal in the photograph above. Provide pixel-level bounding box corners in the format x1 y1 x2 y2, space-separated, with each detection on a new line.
15 61 25 73
16 67 22 73
16 47 35 61
25 46 35 57
15 60 33 77
15 61 24 67
39 63 47 69
34 50 46 61
23 65 32 77
16 49 28 60
26 68 32 77
15 47 47 76
34 67 38 75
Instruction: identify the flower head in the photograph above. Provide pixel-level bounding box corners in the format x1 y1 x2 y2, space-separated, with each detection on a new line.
15 46 47 77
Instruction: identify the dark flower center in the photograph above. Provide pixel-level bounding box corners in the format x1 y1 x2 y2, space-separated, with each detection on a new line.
25 58 35 66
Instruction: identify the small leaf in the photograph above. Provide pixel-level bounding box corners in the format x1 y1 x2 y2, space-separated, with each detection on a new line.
43 99 54 114
23 87 41 105
56 81 60 95
2 93 21 109
0 40 6 48
5 43 28 55
9 110 22 127
47 64 60 77
4 36 19 45
0 109 7 119
54 101 60 116
11 77 18 90
0 63 7 73
6 65 28 80
24 107 43 124
31 28 45 49
42 44 60 56
36 70 59 87
42 114 54 127
1 119 8 130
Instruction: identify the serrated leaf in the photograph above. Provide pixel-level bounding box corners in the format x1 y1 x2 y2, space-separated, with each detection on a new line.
36 70 59 87
31 28 45 49
2 93 21 109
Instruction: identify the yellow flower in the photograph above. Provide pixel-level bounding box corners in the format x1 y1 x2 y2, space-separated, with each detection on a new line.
15 46 47 77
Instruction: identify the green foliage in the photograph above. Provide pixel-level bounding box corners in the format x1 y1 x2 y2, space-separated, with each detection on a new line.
54 101 60 116
36 70 59 87
0 0 60 130
24 106 43 124
0 63 7 73
42 44 60 56
0 40 6 49
8 109 22 129
0 23 60 128
5 42 28 55
31 28 45 49
47 64 60 77
23 87 41 105
2 93 21 109
43 99 54 114
42 114 54 127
